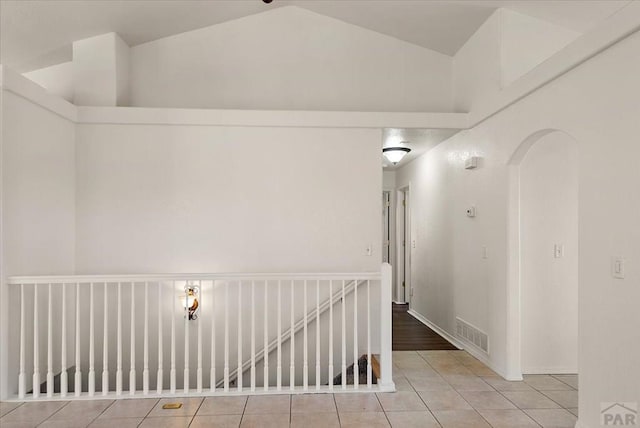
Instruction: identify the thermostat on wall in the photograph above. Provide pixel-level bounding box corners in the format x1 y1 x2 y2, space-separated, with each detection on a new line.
465 157 479 169
466 206 476 217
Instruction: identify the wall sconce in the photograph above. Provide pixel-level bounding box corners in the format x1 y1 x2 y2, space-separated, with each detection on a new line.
182 284 200 321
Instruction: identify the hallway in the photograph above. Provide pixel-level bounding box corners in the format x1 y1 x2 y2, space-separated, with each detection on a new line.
392 304 458 351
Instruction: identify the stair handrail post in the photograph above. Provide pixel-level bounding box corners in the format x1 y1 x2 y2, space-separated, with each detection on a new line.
379 263 394 390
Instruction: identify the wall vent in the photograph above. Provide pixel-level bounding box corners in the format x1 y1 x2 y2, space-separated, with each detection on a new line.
456 317 489 354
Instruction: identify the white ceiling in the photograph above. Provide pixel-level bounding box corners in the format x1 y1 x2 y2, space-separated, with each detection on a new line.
0 0 631 72
382 128 460 170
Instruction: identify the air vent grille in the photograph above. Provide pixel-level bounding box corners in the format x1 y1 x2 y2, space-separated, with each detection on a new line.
456 317 489 354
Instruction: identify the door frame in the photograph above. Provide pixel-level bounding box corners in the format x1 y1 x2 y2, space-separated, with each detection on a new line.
396 185 411 306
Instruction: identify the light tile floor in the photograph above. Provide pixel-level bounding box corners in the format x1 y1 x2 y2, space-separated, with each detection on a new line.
0 350 579 427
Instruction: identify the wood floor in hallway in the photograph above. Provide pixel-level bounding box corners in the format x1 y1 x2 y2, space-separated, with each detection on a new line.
392 303 458 351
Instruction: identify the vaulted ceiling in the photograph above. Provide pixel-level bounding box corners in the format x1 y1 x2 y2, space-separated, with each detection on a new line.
0 0 630 72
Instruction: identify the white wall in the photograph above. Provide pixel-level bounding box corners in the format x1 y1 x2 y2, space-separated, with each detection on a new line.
453 10 502 112
23 62 74 102
130 6 453 112
519 132 578 374
73 33 130 106
0 88 76 398
453 8 580 112
397 30 640 427
500 10 578 87
75 125 381 274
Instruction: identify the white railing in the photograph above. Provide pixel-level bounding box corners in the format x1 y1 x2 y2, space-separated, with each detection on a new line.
6 264 393 400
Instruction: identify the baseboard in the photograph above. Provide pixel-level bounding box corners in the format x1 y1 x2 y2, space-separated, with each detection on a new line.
574 420 588 428
406 309 508 379
406 309 464 350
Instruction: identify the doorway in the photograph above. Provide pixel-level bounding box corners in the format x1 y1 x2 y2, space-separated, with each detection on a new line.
396 186 411 306
506 129 578 379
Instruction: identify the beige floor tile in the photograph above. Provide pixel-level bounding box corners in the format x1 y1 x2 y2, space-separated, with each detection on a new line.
0 402 23 417
567 407 579 417
409 376 454 392
433 364 474 376
385 410 440 427
48 399 114 420
477 409 539 427
290 412 339 428
393 376 415 391
334 393 382 412
419 390 472 410
442 375 494 392
99 398 158 419
541 390 578 408
377 391 427 411
501 391 561 409
147 397 203 417
458 391 516 410
197 396 247 415
0 401 68 425
396 366 441 378
466 366 498 377
338 411 390 427
244 395 290 414
191 414 242 428
240 413 290 428
89 418 143 428
523 375 572 391
481 377 534 392
524 408 577 427
39 418 95 428
432 409 491 427
0 421 39 428
552 375 578 389
291 394 336 413
139 416 192 428
396 359 435 370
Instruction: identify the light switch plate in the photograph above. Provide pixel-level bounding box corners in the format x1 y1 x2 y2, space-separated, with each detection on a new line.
612 256 625 279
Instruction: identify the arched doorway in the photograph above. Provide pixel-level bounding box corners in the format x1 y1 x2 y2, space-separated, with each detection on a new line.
506 129 579 379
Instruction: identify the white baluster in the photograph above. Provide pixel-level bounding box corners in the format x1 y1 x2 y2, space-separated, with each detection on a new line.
197 282 203 393
157 282 164 394
380 264 393 388
315 280 320 390
143 282 149 394
18 284 25 399
184 285 190 394
353 280 359 390
328 280 334 390
224 282 229 392
116 282 122 395
75 282 81 396
341 280 346 390
210 281 216 392
263 280 269 391
130 283 136 395
61 283 68 397
250 280 255 392
290 280 295 390
237 281 243 392
170 281 176 393
367 280 372 388
47 284 54 397
303 280 308 390
276 280 282 391
33 284 40 398
88 283 95 396
102 283 108 396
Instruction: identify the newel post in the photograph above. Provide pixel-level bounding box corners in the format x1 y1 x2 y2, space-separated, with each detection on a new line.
379 263 394 390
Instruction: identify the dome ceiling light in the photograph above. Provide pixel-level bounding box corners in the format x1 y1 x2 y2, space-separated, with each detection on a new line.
382 146 411 165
